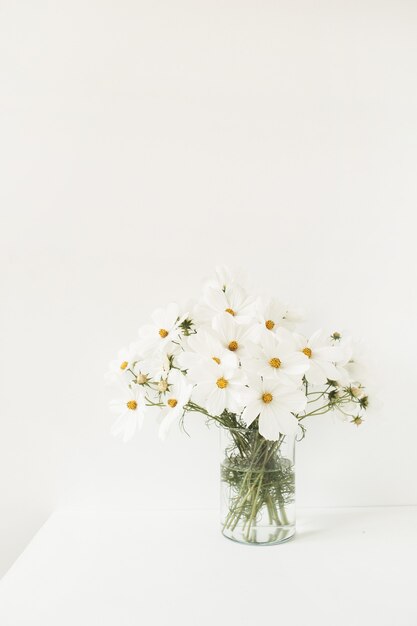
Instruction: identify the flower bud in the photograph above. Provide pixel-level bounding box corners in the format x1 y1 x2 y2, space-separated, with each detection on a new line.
136 373 148 385
350 386 364 399
158 379 168 392
359 395 369 409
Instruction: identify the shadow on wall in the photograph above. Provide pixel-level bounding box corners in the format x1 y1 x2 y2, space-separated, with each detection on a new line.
0 504 51 579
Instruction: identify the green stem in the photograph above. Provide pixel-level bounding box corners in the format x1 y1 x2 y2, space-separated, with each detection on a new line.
222 433 293 541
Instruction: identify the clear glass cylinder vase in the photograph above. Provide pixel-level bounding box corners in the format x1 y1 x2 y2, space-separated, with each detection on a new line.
220 427 296 545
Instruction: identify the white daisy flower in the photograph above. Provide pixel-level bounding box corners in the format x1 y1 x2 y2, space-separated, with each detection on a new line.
138 303 186 356
106 343 141 384
241 377 306 441
254 297 304 336
195 284 256 325
333 336 368 386
294 330 343 386
204 265 249 292
177 328 238 382
110 384 149 442
158 370 192 440
211 313 252 360
191 359 246 416
242 328 309 385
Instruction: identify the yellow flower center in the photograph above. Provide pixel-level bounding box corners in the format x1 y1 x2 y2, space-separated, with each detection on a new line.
269 357 281 369
216 377 228 389
212 356 221 364
262 393 273 404
265 319 275 330
126 400 137 410
120 361 128 370
228 340 238 351
225 308 235 316
168 398 178 408
302 347 312 358
159 328 169 338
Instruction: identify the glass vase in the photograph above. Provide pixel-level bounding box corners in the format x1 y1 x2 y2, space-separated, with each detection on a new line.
220 426 296 545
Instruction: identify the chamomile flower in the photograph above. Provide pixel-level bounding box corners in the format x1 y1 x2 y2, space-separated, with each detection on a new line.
138 303 186 356
241 377 306 440
191 360 246 415
106 343 141 384
211 313 252 360
294 330 343 386
254 297 303 336
242 329 308 385
195 284 256 325
110 384 148 442
107 268 372 444
177 328 238 382
158 370 192 440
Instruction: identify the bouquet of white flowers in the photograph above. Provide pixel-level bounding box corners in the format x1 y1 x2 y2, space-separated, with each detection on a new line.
107 267 369 545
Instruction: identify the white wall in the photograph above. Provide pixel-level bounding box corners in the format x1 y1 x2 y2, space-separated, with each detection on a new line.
1 0 416 577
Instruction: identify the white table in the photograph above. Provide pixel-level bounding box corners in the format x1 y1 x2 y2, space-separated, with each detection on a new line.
0 507 415 626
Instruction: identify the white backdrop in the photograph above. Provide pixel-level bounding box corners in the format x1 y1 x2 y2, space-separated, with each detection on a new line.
1 0 416 577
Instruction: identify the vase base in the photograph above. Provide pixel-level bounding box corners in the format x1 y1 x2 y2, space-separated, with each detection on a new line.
221 525 295 546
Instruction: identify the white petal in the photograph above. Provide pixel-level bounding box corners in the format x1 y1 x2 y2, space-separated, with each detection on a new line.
282 354 309 375
206 388 227 415
278 389 307 413
212 311 236 342
165 302 180 327
315 346 343 361
258 407 282 441
177 351 204 372
316 360 340 381
308 329 324 347
205 287 228 312
191 382 213 406
150 307 166 327
241 401 262 426
159 409 179 440
111 411 141 442
259 406 299 439
274 409 300 437
305 360 328 385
